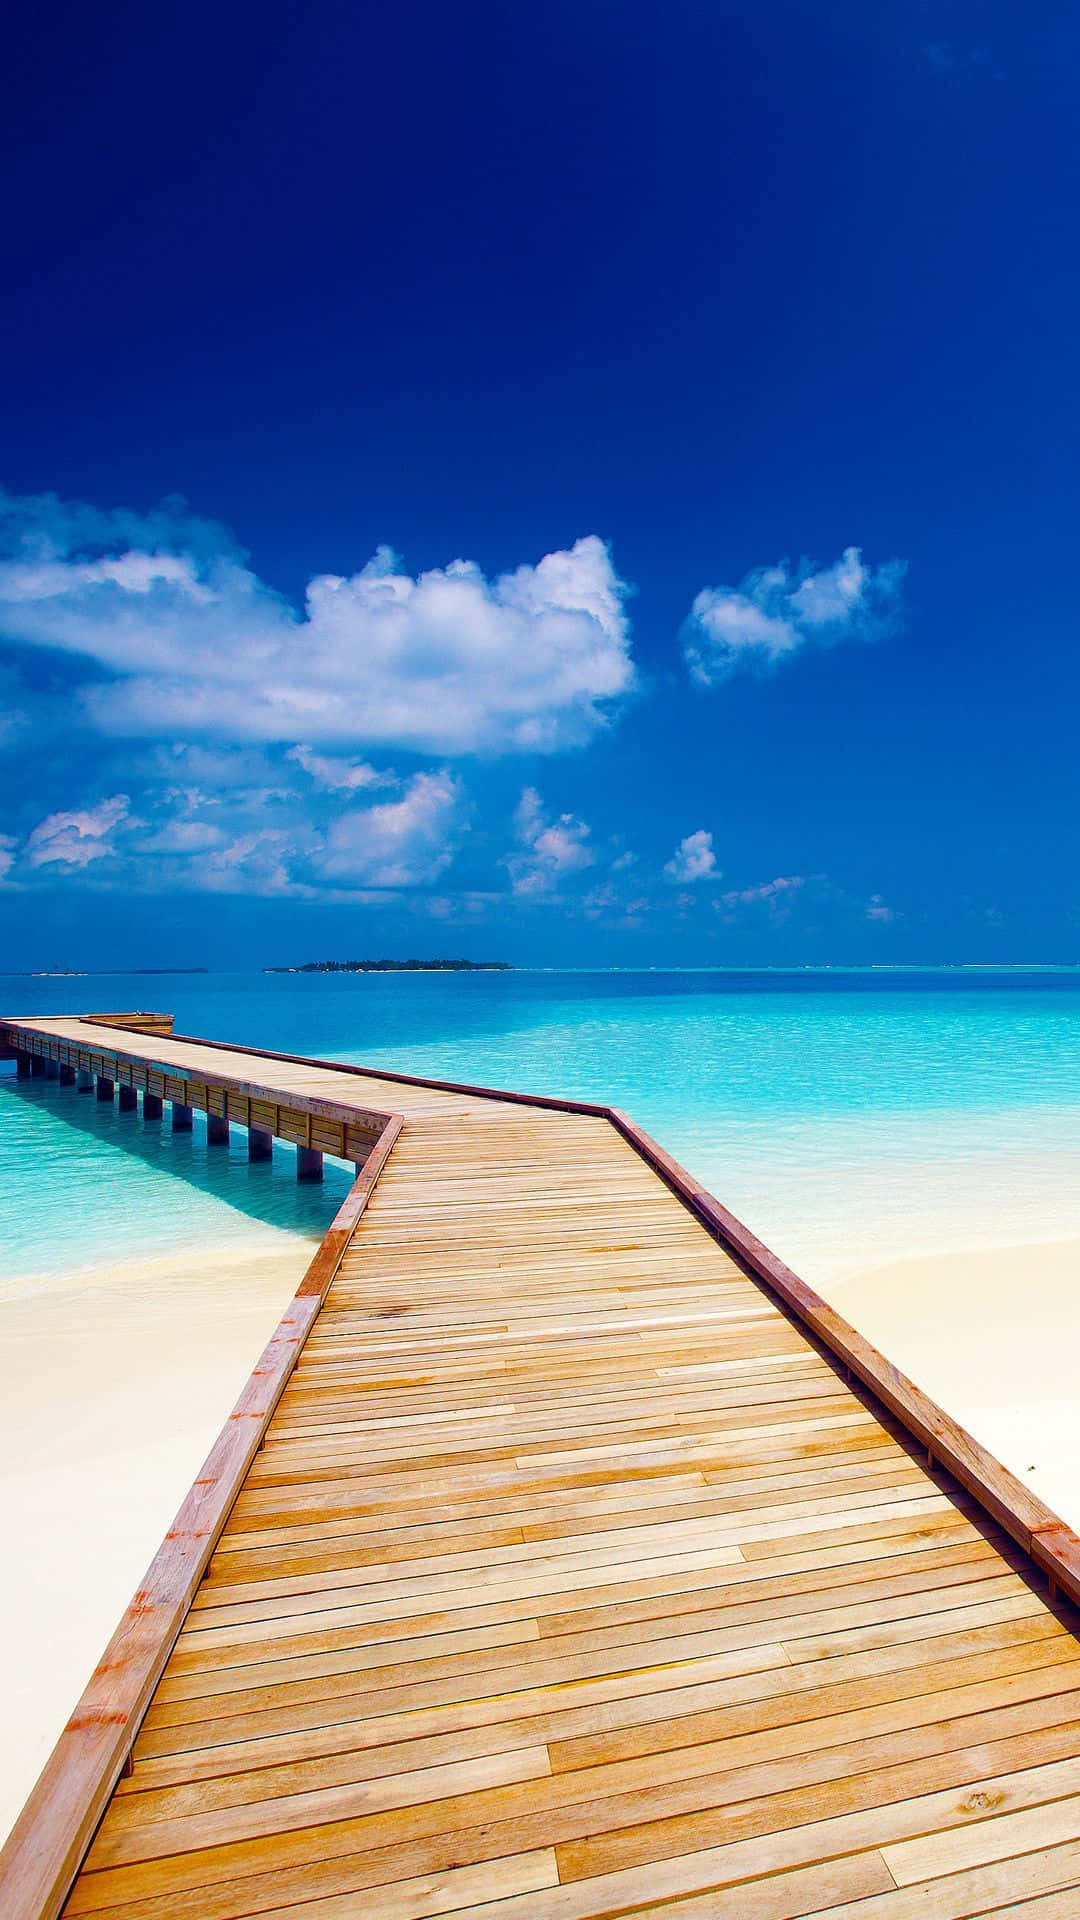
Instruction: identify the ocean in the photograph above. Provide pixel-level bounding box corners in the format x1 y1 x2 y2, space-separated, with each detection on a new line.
3 967 1079 1293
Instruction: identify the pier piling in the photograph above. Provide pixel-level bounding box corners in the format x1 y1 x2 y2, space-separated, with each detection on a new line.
59 1062 76 1086
296 1145 324 1181
171 1101 193 1130
207 1113 230 1145
143 1091 163 1119
117 1084 138 1112
96 1076 114 1101
248 1125 273 1161
76 1068 94 1091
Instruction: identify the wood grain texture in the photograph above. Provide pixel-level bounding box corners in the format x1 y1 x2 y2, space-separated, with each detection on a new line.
0 1011 1078 1919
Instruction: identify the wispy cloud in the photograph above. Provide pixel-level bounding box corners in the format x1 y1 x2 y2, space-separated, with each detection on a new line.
5 758 468 900
711 871 905 934
24 796 131 870
865 892 901 923
664 829 719 883
721 874 806 913
0 491 635 756
922 41 990 75
0 693 28 750
285 746 391 793
504 787 594 897
684 546 905 685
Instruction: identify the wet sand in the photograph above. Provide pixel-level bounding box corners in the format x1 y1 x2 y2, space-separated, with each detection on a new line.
0 1237 310 1844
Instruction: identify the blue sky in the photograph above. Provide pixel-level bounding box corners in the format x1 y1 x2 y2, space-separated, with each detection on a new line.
0 0 1076 968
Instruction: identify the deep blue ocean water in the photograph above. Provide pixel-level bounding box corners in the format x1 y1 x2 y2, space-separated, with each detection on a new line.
2 969 1079 1291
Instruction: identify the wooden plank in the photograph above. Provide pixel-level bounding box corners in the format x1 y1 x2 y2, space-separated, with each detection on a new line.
85 1012 176 1037
809 1835 1080 1919
346 1124 382 1159
278 1107 312 1146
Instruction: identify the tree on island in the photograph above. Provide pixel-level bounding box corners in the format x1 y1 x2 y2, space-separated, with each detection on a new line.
265 958 512 973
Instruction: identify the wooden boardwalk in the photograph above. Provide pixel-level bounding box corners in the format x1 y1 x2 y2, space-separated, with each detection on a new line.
4 1013 1080 1918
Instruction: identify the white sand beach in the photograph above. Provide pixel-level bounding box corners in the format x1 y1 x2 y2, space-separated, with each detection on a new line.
0 1238 310 1845
827 1236 1080 1532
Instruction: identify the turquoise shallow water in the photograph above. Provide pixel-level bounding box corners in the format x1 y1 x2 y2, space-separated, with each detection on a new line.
2 969 1079 1290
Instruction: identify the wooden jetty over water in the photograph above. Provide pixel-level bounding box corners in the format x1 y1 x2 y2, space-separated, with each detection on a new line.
4 1011 1080 1919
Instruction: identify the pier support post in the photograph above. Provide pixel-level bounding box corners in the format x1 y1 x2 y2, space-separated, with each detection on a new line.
77 1068 94 1091
45 1058 60 1079
172 1102 193 1131
143 1091 163 1119
248 1126 273 1161
31 1055 47 1077
207 1114 230 1145
296 1146 323 1182
59 1062 76 1086
118 1084 138 1112
96 1076 115 1101
16 1051 32 1079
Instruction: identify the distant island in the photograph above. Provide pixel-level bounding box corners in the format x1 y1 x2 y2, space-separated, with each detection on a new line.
15 967 209 978
264 958 512 974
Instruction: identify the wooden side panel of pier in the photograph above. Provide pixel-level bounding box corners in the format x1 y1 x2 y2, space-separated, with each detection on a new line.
3 1014 1080 1917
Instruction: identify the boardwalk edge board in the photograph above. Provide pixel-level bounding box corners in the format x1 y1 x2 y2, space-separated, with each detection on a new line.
0 1008 1078 1918
604 1111 1079 1571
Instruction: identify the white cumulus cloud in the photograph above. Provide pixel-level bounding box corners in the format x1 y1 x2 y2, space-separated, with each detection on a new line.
24 795 131 869
664 829 719 883
0 491 635 755
684 545 905 684
316 769 465 888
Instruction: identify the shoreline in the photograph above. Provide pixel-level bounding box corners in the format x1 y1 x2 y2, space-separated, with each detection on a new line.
0 1234 310 1844
0 1222 323 1305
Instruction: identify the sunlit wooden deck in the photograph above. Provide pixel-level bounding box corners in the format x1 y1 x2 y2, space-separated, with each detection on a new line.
4 1011 1080 1919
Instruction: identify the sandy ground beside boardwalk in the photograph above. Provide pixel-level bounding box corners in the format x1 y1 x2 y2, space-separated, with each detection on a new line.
827 1236 1080 1533
0 1238 310 1845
